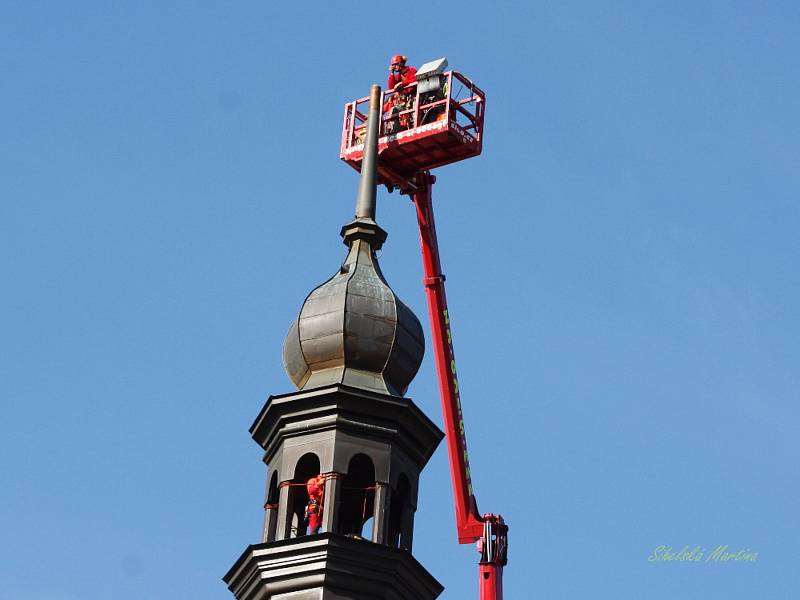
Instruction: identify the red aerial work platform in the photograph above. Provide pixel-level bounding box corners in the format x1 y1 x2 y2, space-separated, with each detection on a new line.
340 70 485 189
340 65 508 600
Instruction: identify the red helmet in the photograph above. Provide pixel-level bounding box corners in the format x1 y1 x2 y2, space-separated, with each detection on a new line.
390 54 407 67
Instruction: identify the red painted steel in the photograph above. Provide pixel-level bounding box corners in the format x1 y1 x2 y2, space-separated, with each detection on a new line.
340 72 485 188
411 173 507 600
410 172 484 543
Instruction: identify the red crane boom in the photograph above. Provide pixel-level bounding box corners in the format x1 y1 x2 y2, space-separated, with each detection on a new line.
409 171 508 600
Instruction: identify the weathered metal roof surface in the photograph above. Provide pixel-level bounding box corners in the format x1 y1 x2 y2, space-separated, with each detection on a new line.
282 235 424 396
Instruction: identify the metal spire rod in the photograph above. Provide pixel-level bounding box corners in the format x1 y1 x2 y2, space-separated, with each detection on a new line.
354 84 381 221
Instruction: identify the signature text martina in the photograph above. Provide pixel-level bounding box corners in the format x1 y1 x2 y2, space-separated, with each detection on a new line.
648 545 758 563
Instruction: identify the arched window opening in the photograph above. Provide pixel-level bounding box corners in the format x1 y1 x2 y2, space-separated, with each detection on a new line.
267 471 280 504
264 471 279 542
362 516 374 541
340 454 376 538
289 453 321 538
389 474 411 549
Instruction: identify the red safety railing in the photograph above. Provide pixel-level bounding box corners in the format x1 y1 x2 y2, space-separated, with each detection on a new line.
340 71 485 155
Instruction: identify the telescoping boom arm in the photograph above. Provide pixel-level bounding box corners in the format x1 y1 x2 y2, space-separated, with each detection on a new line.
408 171 508 600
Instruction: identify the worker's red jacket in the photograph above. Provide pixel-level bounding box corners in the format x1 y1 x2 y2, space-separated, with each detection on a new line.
387 66 417 97
306 476 324 506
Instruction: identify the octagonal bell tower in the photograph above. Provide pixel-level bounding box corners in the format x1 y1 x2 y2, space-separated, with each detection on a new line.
224 86 444 600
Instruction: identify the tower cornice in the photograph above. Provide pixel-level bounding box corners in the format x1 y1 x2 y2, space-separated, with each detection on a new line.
250 384 443 470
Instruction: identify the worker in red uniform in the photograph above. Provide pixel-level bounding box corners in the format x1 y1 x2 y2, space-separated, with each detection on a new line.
387 54 417 95
385 54 417 133
304 474 325 535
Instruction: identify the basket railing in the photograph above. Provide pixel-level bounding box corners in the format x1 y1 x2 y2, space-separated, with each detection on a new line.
340 71 485 154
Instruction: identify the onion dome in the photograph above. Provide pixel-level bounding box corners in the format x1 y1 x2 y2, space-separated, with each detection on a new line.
282 85 424 397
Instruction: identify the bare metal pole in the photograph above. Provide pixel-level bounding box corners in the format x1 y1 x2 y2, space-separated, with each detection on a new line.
354 85 381 221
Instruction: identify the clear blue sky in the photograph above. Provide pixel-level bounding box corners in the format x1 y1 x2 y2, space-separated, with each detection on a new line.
2 2 798 598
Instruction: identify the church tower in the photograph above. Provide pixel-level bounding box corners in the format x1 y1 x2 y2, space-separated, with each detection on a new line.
223 86 444 600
